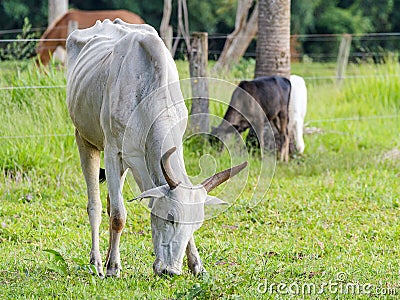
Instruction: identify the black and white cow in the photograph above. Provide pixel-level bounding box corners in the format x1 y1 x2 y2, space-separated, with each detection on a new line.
211 76 291 161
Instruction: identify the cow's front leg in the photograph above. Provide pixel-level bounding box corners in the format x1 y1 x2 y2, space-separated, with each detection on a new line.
186 236 205 275
253 120 265 151
75 130 104 278
104 151 127 277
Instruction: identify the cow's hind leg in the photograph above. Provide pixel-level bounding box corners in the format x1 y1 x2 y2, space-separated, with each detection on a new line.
278 111 289 162
75 130 104 277
104 149 127 277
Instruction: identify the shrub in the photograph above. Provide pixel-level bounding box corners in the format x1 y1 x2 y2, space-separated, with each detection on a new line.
0 17 39 61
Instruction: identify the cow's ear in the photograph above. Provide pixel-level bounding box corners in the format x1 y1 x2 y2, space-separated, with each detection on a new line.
128 185 169 202
238 80 248 89
205 195 228 205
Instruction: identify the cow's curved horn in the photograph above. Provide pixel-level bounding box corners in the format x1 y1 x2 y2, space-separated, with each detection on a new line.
202 161 248 193
161 147 181 190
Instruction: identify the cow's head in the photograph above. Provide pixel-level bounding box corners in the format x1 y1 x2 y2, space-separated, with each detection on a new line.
133 147 247 276
209 114 250 150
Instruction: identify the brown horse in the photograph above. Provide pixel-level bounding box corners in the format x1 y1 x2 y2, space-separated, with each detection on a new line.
36 9 145 65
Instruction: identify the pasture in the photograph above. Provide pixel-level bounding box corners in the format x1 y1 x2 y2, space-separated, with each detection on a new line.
0 59 399 299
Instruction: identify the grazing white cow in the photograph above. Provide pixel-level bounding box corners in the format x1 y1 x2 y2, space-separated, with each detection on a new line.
289 75 308 153
66 19 247 277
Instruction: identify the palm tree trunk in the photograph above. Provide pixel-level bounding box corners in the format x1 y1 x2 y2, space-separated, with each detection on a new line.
255 0 291 78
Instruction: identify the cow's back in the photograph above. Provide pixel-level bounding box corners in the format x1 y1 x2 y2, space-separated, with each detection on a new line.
240 76 291 120
66 20 169 150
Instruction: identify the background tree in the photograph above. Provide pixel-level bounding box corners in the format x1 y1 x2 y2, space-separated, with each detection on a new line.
212 0 258 73
0 0 48 37
255 0 291 78
1 0 400 63
160 0 173 51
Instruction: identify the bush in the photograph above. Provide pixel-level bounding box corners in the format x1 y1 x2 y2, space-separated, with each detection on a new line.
0 17 38 61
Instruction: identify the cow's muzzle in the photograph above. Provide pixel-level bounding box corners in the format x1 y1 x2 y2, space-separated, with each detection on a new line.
153 258 182 276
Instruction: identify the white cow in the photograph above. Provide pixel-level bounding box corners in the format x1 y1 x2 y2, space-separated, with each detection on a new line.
289 75 308 153
66 19 247 277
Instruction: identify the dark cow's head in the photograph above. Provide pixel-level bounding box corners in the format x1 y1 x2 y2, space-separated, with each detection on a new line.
209 82 260 150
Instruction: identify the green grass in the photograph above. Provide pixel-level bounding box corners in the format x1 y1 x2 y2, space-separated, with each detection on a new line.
0 58 399 299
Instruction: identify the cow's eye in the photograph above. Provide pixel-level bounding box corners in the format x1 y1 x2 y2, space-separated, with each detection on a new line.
167 212 175 225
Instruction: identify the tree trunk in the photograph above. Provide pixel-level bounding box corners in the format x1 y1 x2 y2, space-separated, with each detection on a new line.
48 0 68 25
255 0 291 79
160 0 173 51
172 0 191 57
212 0 258 74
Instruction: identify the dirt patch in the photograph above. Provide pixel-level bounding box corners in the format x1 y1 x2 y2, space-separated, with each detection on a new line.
382 148 400 161
304 126 323 135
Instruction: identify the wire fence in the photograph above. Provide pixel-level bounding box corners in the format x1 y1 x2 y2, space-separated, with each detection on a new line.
0 85 66 91
0 113 397 141
2 72 400 92
0 30 399 141
1 29 400 62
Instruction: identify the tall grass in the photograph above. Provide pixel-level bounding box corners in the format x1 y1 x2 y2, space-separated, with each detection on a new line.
0 63 72 174
0 59 399 299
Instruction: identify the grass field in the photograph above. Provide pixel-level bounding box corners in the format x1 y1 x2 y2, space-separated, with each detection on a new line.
0 58 399 299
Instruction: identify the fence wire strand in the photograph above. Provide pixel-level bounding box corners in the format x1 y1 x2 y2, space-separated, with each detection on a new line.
0 32 399 140
0 85 66 90
0 114 398 140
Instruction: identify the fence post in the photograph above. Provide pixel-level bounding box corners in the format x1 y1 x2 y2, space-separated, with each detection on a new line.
336 34 352 85
189 32 209 133
68 20 79 35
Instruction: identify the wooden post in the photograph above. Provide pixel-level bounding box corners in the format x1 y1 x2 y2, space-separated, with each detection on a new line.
189 32 209 133
336 34 352 84
68 20 79 35
48 0 68 25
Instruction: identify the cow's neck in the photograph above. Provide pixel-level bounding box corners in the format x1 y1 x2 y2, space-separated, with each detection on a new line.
144 139 190 189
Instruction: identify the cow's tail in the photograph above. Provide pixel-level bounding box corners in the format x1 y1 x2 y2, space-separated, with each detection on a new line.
99 168 106 183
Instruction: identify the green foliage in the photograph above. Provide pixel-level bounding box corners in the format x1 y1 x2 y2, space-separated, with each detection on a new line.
2 1 29 19
174 273 216 299
231 58 256 80
0 18 39 61
1 0 400 64
315 7 371 34
345 0 395 33
0 0 48 33
291 0 322 35
43 249 69 275
291 0 398 61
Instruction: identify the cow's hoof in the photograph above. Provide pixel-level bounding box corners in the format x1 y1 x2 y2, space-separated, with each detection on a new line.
90 255 104 278
106 267 121 278
105 262 121 277
189 262 205 276
89 266 105 278
91 266 105 278
153 259 182 276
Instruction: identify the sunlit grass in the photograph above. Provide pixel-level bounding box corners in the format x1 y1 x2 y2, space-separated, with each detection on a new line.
0 58 399 299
